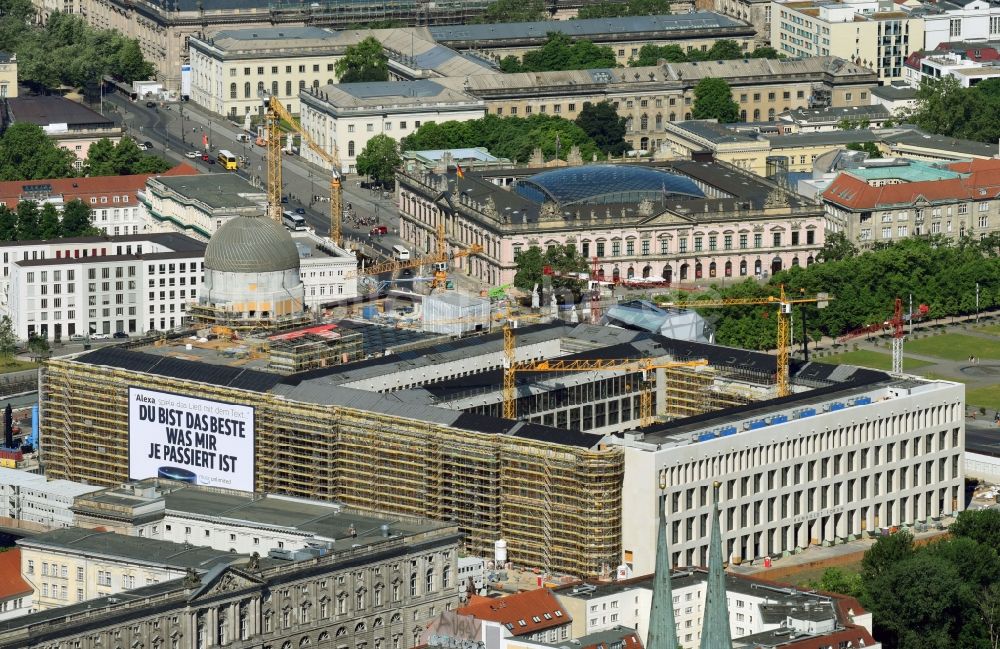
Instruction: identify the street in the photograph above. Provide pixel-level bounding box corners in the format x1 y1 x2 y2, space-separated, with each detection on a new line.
102 93 408 260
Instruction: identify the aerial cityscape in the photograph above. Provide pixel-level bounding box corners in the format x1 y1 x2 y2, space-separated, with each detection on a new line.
0 0 997 646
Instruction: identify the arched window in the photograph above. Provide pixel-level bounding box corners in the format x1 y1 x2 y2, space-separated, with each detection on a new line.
791 257 800 267
597 267 605 281
374 618 384 628
336 627 347 637
640 114 648 130
695 262 703 278
327 79 334 85
768 108 775 120
312 79 320 88
753 109 760 121
300 637 311 647
754 259 762 275
709 261 717 277
348 141 355 157
662 265 672 283
655 114 663 129
612 266 621 282
257 81 264 93
725 261 732 277
740 110 746 121
640 137 649 150
442 565 451 589
319 632 331 642
626 266 635 279
642 265 651 278
230 83 237 99
390 613 402 624
272 81 278 96
669 112 676 122
806 255 814 266
356 622 367 633
409 573 417 597
244 82 251 98
680 263 689 280
425 569 435 593
740 260 747 276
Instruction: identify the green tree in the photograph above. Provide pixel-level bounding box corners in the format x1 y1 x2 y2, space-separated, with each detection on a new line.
60 199 98 236
108 38 154 83
846 141 883 158
861 530 914 584
474 0 545 23
691 78 740 123
574 101 628 156
750 45 781 59
0 315 17 365
817 231 858 262
505 33 616 73
39 203 61 239
513 244 589 294
806 567 863 598
630 43 689 66
85 137 171 176
15 200 41 240
706 39 744 60
0 205 16 241
334 37 388 83
355 134 401 186
26 332 49 356
84 137 118 176
0 123 75 181
950 509 1000 550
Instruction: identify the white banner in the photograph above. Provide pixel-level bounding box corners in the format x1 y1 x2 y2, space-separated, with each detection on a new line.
128 387 255 492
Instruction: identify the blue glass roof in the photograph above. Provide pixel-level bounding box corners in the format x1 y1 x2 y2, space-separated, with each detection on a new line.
514 165 705 206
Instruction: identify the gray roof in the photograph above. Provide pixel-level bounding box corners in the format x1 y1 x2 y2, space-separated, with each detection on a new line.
306 80 481 112
870 84 918 100
671 120 759 145
204 215 300 273
881 128 998 157
766 130 880 148
152 173 262 209
211 25 332 45
429 12 748 42
7 96 113 128
782 104 890 123
0 231 205 250
19 528 241 571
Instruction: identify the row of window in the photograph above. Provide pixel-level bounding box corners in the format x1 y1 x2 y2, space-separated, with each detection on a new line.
230 63 334 77
513 231 816 259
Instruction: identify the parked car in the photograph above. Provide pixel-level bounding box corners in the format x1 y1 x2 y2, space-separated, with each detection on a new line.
113 332 129 339
90 332 110 340
294 207 306 215
69 333 87 342
143 141 154 150
370 225 387 236
206 158 215 165
145 101 156 108
281 196 289 204
201 153 210 161
185 151 199 159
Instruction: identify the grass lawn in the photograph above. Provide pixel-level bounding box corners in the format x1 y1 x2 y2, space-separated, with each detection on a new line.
816 349 933 372
0 359 38 374
905 333 1000 361
976 324 1000 336
779 558 864 589
917 372 1000 408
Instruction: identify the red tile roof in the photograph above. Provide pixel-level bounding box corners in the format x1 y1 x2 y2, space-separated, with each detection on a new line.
580 629 644 649
457 589 570 636
822 158 1000 210
0 164 197 208
0 548 32 601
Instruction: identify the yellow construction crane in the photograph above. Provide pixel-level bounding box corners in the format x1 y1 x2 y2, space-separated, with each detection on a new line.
513 358 710 426
658 285 831 397
262 94 345 245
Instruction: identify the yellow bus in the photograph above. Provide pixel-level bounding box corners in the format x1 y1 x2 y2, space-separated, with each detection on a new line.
217 150 238 170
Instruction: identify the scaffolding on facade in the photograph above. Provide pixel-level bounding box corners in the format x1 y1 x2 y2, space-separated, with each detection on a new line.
187 303 313 333
267 330 364 374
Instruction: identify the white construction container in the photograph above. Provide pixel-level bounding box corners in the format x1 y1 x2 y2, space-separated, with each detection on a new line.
422 294 491 336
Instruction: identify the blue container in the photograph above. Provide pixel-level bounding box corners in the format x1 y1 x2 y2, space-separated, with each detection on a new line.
830 402 845 411
362 306 378 320
748 420 767 430
720 426 737 437
771 415 788 425
798 408 816 419
697 432 716 442
854 397 872 406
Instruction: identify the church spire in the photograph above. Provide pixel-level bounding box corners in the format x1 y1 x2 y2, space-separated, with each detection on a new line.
646 470 679 649
699 481 732 649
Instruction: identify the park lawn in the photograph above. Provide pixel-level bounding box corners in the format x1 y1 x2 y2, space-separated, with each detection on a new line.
816 349 933 372
976 324 1000 336
0 359 38 374
778 557 864 590
918 372 1000 409
905 333 1000 361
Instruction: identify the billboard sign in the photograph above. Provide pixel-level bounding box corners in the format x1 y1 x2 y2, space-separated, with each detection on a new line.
128 387 255 491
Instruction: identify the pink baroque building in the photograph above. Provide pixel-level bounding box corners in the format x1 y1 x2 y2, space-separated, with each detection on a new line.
396 158 825 288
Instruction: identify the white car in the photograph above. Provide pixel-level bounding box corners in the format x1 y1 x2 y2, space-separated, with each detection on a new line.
185 151 200 159
90 332 111 340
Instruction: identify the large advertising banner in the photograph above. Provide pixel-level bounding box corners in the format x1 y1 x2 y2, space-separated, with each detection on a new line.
128 387 255 492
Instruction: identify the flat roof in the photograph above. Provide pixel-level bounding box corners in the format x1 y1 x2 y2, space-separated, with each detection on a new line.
0 231 203 250
308 80 481 110
429 12 749 42
19 528 242 571
151 173 263 208
671 120 760 145
7 96 113 128
882 128 998 157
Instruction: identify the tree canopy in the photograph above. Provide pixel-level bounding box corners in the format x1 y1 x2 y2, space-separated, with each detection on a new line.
692 77 740 123
85 138 171 176
513 244 589 295
499 33 616 73
654 235 1000 350
574 101 628 156
0 123 76 181
630 40 780 66
474 0 546 23
6 10 153 88
0 315 16 364
334 37 389 83
0 198 99 242
401 114 605 164
904 75 1000 143
577 0 670 18
355 134 401 186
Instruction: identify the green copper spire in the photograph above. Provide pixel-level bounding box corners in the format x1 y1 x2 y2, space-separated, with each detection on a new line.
647 471 679 649
699 481 732 649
